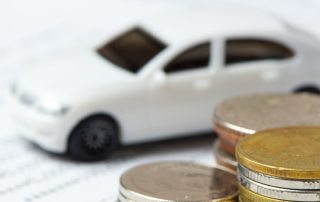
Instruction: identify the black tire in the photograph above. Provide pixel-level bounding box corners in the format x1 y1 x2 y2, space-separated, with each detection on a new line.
294 85 320 95
68 115 118 161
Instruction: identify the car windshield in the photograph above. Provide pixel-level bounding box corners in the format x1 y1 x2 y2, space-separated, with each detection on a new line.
97 27 167 73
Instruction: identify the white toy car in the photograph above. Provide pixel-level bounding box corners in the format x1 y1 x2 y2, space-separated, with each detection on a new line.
7 9 320 160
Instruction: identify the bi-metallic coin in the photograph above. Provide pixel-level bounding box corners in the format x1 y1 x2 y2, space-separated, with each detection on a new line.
236 127 320 180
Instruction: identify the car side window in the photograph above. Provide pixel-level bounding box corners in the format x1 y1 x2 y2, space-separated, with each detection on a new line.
164 42 210 74
225 38 294 65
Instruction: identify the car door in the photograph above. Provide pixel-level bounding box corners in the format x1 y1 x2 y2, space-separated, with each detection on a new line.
212 37 296 103
148 41 216 139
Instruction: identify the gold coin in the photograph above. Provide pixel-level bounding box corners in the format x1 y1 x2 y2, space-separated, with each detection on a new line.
236 127 320 179
239 184 287 202
214 93 320 134
119 162 238 202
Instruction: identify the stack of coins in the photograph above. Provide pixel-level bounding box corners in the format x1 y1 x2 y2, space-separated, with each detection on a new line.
118 162 238 202
236 127 320 201
213 93 320 170
213 140 237 172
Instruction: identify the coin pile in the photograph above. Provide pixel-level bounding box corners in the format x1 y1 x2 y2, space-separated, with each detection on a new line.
213 93 320 170
117 93 320 202
236 127 320 201
118 161 238 202
213 140 237 171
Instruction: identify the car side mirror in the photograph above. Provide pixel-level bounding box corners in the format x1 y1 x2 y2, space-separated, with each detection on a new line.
152 71 166 86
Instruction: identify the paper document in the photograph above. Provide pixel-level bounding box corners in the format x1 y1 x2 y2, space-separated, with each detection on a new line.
0 108 214 202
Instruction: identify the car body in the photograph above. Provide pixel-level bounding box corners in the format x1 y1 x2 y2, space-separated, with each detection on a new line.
6 8 320 160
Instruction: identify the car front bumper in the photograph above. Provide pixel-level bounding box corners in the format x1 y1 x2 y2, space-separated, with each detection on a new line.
5 92 72 154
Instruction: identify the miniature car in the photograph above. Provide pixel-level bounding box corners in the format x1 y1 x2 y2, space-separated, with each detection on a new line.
6 9 320 160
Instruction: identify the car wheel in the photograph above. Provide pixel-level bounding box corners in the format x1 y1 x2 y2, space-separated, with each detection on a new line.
68 115 118 161
294 85 320 95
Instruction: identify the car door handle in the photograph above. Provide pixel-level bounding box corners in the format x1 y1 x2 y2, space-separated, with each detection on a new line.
193 80 210 90
261 70 280 81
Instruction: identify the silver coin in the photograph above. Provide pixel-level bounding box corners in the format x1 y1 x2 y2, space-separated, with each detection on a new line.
238 164 320 190
213 140 237 171
214 93 320 134
238 173 320 201
118 192 135 202
119 161 238 202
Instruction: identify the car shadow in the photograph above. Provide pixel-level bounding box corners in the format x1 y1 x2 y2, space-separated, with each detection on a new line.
111 131 217 160
32 131 218 163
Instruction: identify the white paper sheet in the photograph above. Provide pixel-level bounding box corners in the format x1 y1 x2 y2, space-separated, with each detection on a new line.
0 108 215 202
0 0 320 201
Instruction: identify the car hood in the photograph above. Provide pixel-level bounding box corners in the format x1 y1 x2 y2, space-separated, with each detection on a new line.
14 52 133 103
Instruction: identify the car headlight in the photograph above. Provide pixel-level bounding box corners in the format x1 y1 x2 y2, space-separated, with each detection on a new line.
36 99 69 116
11 82 69 116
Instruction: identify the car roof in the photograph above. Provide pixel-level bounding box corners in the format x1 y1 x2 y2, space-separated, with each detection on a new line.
141 8 290 45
